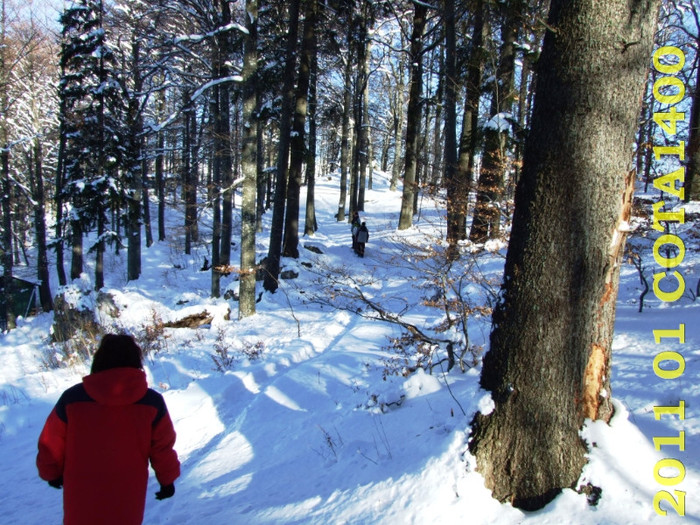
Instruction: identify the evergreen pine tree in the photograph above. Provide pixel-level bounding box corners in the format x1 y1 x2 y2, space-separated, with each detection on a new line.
59 0 124 288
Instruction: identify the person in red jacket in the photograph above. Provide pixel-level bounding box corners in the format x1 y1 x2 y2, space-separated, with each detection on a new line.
37 334 181 525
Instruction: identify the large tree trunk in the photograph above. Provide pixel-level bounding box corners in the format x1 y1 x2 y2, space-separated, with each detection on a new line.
283 0 317 259
239 0 259 318
398 2 427 230
263 0 300 292
469 0 660 511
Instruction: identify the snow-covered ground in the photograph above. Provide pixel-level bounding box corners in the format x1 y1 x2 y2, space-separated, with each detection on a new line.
1 171 698 524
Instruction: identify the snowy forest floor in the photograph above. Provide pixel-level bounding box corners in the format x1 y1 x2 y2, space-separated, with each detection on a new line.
1 170 699 524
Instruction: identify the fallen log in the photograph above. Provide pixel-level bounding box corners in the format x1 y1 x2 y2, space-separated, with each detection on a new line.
163 311 213 329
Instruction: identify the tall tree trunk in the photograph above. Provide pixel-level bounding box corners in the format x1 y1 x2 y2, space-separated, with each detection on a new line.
183 89 198 255
349 9 367 219
511 51 530 190
240 0 259 318
337 46 352 221
156 88 166 242
469 0 521 243
430 47 444 186
398 2 427 230
32 139 52 312
143 159 153 248
283 0 317 259
390 46 406 192
451 0 486 249
468 0 660 510
218 0 234 268
1 148 15 329
211 0 234 298
211 90 222 297
263 0 301 292
255 91 265 234
443 0 458 255
357 37 371 209
127 38 143 282
55 95 68 286
304 28 319 235
0 3 13 328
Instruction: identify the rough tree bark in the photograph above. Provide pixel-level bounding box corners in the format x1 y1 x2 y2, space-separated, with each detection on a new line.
443 0 458 255
358 38 371 206
217 0 234 269
32 139 53 311
469 0 522 243
452 0 487 247
0 2 14 328
398 1 427 230
239 0 258 318
468 0 661 511
155 87 166 242
182 88 199 255
126 37 143 282
304 25 319 236
337 42 352 222
263 0 300 292
210 0 234 298
283 0 317 259
349 4 368 219
55 92 68 287
389 44 406 192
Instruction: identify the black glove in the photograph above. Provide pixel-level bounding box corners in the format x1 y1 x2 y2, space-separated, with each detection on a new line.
155 483 175 500
48 477 63 489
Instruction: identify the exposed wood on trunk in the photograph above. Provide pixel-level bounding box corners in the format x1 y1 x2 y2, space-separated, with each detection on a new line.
468 0 661 510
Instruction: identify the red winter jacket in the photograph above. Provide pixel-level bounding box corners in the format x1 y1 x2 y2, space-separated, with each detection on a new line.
37 367 180 525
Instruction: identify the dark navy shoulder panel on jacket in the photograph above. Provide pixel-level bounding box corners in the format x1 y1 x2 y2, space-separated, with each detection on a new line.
137 388 168 425
55 384 94 422
54 383 166 425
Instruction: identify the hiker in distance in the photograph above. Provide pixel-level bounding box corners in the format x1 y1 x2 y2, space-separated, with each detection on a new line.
356 222 369 257
351 210 361 252
37 334 180 525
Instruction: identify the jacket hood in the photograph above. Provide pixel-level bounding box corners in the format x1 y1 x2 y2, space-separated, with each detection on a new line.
83 367 148 406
